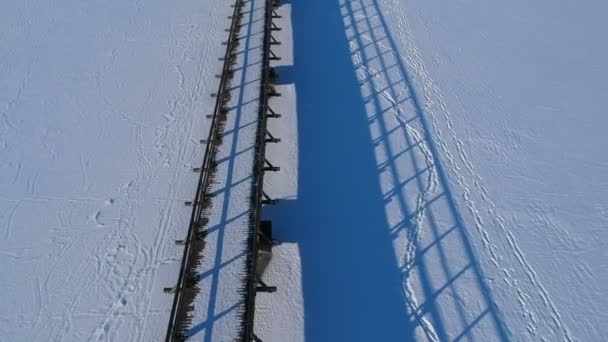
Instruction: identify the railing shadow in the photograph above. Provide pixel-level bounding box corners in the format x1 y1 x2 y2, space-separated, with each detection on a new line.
265 0 511 340
185 0 265 340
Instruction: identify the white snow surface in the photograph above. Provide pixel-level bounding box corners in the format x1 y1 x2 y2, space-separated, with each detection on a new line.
0 1 233 341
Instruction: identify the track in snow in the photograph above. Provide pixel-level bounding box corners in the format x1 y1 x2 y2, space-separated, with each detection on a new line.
0 1 227 341
341 0 511 339
379 0 576 339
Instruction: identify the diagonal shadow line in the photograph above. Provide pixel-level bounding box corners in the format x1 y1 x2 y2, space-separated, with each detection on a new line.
185 0 261 339
346 0 464 337
342 0 511 340
187 301 244 337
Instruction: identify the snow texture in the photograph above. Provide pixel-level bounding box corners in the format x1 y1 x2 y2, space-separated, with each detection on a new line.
2 0 607 341
0 0 231 341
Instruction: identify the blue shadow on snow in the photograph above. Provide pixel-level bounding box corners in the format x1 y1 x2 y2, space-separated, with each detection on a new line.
265 0 512 341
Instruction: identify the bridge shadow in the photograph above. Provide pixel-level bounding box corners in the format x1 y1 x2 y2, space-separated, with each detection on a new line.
265 0 511 341
267 0 413 341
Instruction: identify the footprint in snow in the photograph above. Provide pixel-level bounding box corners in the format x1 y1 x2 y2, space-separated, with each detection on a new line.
93 211 105 227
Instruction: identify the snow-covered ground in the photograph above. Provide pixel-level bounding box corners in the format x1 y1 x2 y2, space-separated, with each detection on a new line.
2 0 607 341
0 1 232 341
259 0 608 341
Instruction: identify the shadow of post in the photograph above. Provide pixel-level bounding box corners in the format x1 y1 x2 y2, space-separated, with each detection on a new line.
266 0 512 341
